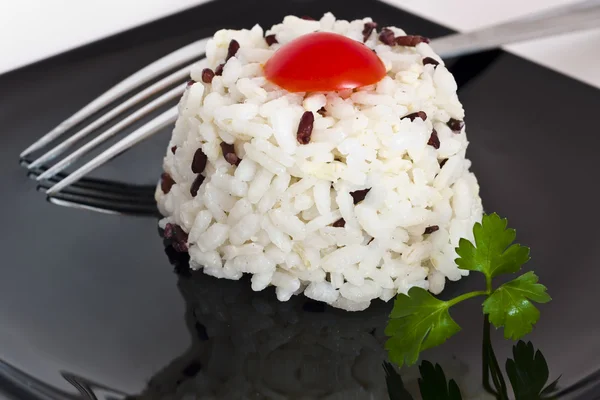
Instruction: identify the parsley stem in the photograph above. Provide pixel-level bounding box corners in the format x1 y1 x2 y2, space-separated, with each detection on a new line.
483 315 510 400
486 274 493 294
446 290 488 307
483 314 498 397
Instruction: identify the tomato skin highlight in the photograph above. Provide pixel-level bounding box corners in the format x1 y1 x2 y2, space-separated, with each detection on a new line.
264 32 387 93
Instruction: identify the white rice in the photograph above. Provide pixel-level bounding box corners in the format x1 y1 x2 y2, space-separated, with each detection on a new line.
156 13 483 311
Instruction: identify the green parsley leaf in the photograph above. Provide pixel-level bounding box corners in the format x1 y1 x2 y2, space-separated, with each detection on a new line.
418 360 463 400
385 287 460 367
506 341 561 400
540 377 561 399
483 272 551 340
455 213 530 279
383 362 414 400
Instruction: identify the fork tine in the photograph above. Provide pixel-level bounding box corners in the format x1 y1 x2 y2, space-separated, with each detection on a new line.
27 61 201 170
38 177 156 204
31 168 158 216
29 168 157 195
36 84 185 181
20 37 210 159
45 107 178 196
47 190 158 216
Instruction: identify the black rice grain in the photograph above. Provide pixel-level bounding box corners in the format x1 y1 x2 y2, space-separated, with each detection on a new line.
350 188 371 204
402 111 427 121
161 173 175 194
297 111 314 145
362 22 378 42
424 225 440 234
447 118 465 133
201 68 215 83
164 223 189 252
220 142 240 165
395 35 430 46
226 39 240 61
427 130 440 149
191 148 208 173
332 218 346 228
423 57 440 67
379 28 395 45
190 174 205 197
265 34 278 46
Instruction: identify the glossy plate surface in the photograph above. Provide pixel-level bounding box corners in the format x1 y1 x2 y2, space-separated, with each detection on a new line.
0 0 599 398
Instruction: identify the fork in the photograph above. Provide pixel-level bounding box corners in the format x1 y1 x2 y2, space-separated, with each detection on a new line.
21 0 600 196
27 166 158 216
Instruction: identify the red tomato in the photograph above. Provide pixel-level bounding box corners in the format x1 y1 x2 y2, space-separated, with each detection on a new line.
264 32 386 92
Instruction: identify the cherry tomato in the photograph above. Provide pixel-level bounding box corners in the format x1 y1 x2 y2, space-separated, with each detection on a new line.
264 32 386 92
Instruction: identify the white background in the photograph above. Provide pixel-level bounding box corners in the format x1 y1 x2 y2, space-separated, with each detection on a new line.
0 0 600 88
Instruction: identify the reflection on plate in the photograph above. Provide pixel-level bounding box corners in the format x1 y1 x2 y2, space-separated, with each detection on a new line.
126 243 488 400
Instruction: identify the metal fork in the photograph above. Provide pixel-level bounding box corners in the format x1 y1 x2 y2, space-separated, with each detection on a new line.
27 166 158 216
21 0 600 196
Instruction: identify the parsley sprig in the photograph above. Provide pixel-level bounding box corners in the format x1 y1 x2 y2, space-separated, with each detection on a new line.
383 340 561 400
385 213 551 368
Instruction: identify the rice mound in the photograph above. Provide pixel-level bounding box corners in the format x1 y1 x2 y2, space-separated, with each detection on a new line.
156 13 483 311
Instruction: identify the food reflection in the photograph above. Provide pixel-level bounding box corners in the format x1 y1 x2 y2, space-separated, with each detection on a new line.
127 244 489 400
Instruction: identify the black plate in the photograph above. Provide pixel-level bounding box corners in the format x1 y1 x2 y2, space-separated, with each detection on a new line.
1 0 599 398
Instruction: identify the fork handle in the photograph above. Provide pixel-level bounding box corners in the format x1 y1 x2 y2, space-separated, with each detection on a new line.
431 0 600 58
